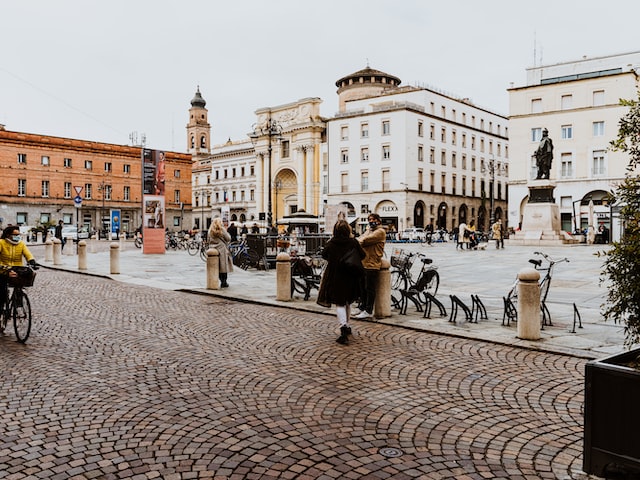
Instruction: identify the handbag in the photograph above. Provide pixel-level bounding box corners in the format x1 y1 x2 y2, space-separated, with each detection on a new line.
340 246 364 274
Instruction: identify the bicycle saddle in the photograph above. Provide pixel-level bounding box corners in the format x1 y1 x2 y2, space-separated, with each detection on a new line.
421 258 433 264
529 259 542 267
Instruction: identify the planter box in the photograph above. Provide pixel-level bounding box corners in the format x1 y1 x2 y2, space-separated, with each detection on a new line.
584 348 640 477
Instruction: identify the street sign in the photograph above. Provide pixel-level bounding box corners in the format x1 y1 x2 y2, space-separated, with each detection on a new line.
74 186 83 195
74 195 82 208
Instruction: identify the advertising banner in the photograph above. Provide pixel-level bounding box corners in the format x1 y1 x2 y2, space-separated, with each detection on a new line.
110 209 121 237
141 148 166 254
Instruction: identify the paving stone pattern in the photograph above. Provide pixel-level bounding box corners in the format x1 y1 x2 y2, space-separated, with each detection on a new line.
0 269 593 479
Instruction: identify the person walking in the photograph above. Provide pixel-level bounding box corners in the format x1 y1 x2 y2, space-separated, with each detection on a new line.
353 213 386 319
227 222 238 242
0 225 38 310
208 218 233 288
317 219 365 345
457 222 468 250
491 219 504 249
54 220 66 252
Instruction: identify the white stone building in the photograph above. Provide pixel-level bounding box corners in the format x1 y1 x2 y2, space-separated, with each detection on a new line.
508 51 640 239
326 67 509 234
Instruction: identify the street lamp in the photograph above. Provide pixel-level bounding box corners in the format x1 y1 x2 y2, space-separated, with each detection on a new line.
249 115 283 228
481 155 505 227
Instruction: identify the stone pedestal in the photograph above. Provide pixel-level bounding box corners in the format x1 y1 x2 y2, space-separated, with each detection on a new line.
509 181 577 246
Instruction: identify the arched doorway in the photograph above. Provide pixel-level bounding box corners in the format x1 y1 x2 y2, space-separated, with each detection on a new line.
437 202 448 230
458 204 468 227
274 169 297 223
477 206 487 232
413 201 426 228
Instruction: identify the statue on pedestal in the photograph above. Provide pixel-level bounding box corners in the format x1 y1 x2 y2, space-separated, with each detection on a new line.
534 128 554 179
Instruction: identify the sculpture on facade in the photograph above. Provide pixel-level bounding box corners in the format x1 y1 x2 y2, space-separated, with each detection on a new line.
534 128 554 179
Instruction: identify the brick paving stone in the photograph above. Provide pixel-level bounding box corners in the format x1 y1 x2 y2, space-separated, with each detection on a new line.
0 268 601 479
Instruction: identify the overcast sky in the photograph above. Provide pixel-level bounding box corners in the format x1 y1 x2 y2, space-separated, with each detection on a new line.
2 0 639 153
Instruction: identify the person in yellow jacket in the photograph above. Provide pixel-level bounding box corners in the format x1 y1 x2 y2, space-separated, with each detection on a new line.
353 213 386 319
0 225 37 309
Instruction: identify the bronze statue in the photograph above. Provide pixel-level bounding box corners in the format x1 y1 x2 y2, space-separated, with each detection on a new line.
534 128 554 179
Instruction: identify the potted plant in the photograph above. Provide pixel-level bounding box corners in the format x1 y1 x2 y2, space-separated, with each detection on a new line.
583 94 640 478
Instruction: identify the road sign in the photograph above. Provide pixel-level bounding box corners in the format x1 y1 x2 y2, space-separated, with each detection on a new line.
74 195 82 208
74 186 83 195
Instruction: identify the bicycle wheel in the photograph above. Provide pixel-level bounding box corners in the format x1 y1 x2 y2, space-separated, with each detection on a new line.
187 241 200 256
200 246 208 262
245 249 261 269
390 270 407 310
421 270 439 297
12 290 31 343
0 306 8 334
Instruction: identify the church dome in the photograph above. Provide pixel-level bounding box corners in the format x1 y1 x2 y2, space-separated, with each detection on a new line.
335 67 401 92
190 87 206 108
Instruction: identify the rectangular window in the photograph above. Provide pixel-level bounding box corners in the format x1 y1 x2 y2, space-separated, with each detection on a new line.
18 179 26 196
593 121 605 137
64 182 71 198
124 164 131 174
232 168 236 178
462 154 467 170
41 156 50 166
250 189 255 201
561 94 573 110
85 160 92 170
124 186 130 201
452 152 457 168
340 126 349 141
429 124 435 140
531 128 542 142
341 173 349 193
451 130 457 145
17 212 27 224
382 170 390 191
250 165 255 176
361 123 369 138
361 147 369 162
241 167 245 177
64 157 72 167
452 175 456 196
175 190 181 203
531 98 542 113
593 90 605 106
173 216 181 227
104 162 112 172
430 172 435 193
85 184 92 199
561 125 573 139
281 140 290 158
174 169 180 178
462 132 466 148
418 170 423 191
440 150 446 166
361 171 369 191
382 120 390 135
561 153 573 178
417 121 424 137
17 153 26 164
592 150 606 176
418 145 424 162
441 173 446 194
341 149 349 163
441 127 446 143
429 147 435 164
382 145 390 160
41 180 50 197
104 185 112 201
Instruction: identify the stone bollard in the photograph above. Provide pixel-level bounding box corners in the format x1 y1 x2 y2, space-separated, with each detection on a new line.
517 267 541 340
44 239 53 262
206 248 220 290
110 242 120 274
52 238 62 265
37 231 43 244
64 236 74 256
276 252 292 301
374 258 391 319
90 236 97 253
78 240 88 270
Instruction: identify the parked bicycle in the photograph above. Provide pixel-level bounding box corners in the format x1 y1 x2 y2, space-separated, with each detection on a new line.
390 249 439 312
0 265 37 343
229 239 263 270
505 251 569 325
290 251 325 301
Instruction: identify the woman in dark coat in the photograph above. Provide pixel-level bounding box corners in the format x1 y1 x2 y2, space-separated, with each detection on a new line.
317 219 365 345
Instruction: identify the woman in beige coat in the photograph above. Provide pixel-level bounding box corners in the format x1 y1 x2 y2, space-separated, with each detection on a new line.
208 218 233 287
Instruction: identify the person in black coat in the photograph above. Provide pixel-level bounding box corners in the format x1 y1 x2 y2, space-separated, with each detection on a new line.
317 219 365 344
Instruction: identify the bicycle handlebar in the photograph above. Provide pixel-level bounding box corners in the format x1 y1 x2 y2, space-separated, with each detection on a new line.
533 251 569 264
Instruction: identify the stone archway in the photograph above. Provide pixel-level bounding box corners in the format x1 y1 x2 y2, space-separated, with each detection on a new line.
274 168 297 222
414 201 426 228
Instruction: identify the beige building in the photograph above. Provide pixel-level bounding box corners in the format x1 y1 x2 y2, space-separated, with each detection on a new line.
508 51 640 238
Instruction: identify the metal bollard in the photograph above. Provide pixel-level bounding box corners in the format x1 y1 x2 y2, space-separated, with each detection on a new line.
44 239 53 262
207 248 220 290
374 258 391 319
276 252 292 301
517 267 541 340
52 238 62 265
78 240 87 270
110 242 120 274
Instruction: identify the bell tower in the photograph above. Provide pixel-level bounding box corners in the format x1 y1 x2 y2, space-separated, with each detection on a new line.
186 86 211 156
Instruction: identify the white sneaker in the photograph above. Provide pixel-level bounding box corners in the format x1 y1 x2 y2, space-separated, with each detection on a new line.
350 308 362 317
354 310 372 319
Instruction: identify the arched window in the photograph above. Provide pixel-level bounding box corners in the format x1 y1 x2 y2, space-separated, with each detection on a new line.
190 135 195 148
200 135 206 148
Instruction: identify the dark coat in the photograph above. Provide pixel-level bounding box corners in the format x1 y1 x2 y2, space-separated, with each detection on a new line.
316 236 365 308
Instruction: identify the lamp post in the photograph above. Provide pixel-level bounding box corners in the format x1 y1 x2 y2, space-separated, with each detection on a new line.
249 115 282 228
97 180 107 239
274 179 282 222
482 155 504 228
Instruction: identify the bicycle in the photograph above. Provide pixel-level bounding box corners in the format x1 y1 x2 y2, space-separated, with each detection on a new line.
229 239 261 270
0 265 37 343
290 251 325 301
390 249 439 313
504 251 569 326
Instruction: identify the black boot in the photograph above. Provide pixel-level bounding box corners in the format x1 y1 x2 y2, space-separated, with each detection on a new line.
336 325 349 344
220 273 229 288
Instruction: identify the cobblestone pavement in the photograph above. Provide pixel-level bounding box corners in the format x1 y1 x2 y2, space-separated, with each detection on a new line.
0 268 595 479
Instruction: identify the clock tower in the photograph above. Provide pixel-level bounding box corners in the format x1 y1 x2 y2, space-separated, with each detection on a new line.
186 86 211 157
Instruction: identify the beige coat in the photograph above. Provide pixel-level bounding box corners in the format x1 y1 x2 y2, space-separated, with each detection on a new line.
358 226 386 270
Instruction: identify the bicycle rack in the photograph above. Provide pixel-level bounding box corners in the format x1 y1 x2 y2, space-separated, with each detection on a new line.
422 292 447 318
471 295 487 322
502 296 517 326
449 295 474 323
570 303 583 333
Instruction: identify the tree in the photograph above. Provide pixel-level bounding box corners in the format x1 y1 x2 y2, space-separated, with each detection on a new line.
602 95 640 347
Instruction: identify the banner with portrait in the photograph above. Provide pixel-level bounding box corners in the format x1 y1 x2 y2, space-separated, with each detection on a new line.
142 148 166 254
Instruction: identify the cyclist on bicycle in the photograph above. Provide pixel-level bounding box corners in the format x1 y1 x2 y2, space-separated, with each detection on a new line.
0 225 38 308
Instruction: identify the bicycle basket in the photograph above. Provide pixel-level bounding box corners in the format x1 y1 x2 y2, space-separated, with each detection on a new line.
9 266 36 287
390 249 414 270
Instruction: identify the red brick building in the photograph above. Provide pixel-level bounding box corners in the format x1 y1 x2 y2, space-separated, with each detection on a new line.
0 125 192 235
